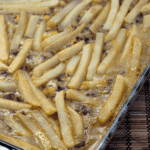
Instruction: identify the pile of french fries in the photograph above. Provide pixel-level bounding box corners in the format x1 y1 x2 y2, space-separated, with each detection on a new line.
0 0 149 149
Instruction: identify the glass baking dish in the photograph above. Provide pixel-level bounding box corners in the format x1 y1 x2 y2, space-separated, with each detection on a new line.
0 64 150 150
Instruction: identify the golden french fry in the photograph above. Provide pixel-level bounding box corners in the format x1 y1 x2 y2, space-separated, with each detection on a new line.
47 0 80 28
33 21 46 51
10 11 28 51
66 89 97 106
24 71 57 115
31 110 67 150
125 0 148 24
0 98 32 111
105 0 133 42
67 106 84 139
57 40 85 61
8 39 33 73
0 7 49 14
0 0 42 3
41 27 73 48
25 15 40 38
0 0 59 9
0 15 9 61
80 80 107 90
98 75 125 125
66 55 80 76
143 15 150 29
44 23 86 52
0 132 40 150
40 110 61 139
103 0 119 30
121 24 138 61
3 115 31 136
90 1 111 34
68 44 92 89
140 2 150 13
55 91 75 148
60 0 92 29
0 61 8 71
0 81 17 92
130 36 142 76
93 0 102 3
17 70 41 107
17 112 52 150
32 63 66 87
97 29 127 74
86 32 104 80
79 5 103 25
32 55 60 78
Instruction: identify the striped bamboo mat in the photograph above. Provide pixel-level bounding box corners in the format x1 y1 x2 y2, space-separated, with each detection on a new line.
105 76 150 150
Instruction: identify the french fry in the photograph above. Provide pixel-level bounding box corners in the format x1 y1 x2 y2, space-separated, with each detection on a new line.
90 2 111 34
105 0 133 42
130 36 142 76
0 81 17 92
17 112 52 150
57 40 85 61
32 63 66 87
68 44 92 89
47 0 80 28
32 55 60 78
41 27 73 48
121 24 138 61
79 5 103 25
8 39 33 73
0 98 32 111
55 91 75 148
0 7 49 14
143 15 150 29
3 115 31 136
97 29 127 74
0 15 9 61
0 0 42 3
10 11 28 51
0 61 8 71
60 0 92 29
125 0 148 24
66 55 80 76
0 0 59 9
98 75 125 125
44 23 86 52
93 0 102 3
40 110 61 139
25 15 40 38
67 106 84 139
31 110 67 150
33 21 46 51
80 80 107 90
103 0 119 30
24 71 57 115
140 2 150 13
0 132 40 150
17 70 41 107
66 89 97 106
86 33 104 80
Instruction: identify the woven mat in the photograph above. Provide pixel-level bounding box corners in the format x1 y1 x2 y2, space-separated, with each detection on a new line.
105 76 150 150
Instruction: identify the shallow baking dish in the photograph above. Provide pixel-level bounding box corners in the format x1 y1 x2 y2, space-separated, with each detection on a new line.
97 64 150 150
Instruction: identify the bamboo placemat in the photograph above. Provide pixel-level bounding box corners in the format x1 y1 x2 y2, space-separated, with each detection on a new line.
105 76 150 150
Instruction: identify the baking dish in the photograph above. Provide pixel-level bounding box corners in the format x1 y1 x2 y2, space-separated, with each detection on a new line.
97 64 150 150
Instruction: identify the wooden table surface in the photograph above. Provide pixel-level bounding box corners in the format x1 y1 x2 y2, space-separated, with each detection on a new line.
105 76 150 150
